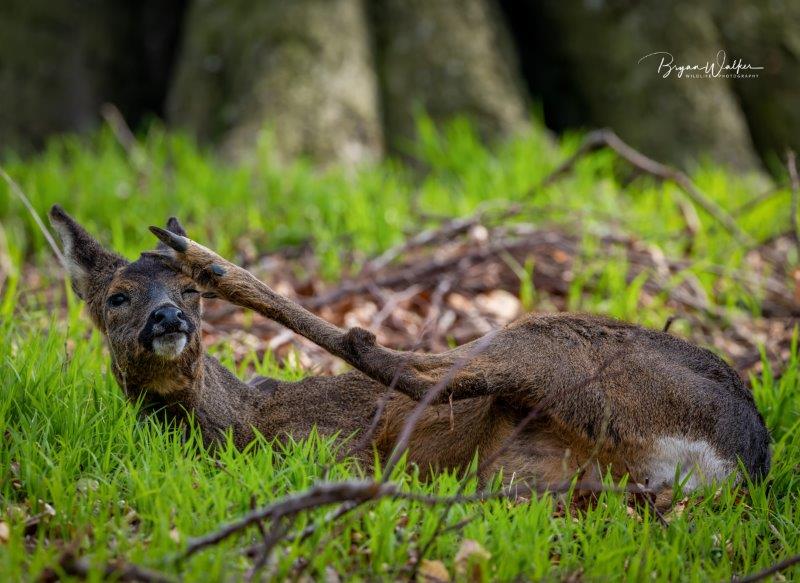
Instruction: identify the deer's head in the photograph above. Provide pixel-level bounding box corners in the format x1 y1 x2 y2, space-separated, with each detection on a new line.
49 205 205 394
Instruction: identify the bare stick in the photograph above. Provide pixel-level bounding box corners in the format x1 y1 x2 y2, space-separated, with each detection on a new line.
305 234 549 309
543 129 753 246
364 203 523 273
0 167 66 268
732 553 800 583
343 276 454 461
246 517 293 582
732 184 787 217
195 478 656 561
182 480 394 559
414 346 630 574
100 103 138 156
787 150 800 259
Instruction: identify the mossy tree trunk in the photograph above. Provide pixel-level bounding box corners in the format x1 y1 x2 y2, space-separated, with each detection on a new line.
716 0 800 170
373 0 530 155
0 0 184 155
535 0 760 171
167 0 383 166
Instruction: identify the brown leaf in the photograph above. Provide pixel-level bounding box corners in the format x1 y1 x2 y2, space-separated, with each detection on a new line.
474 290 521 322
664 497 689 523
419 559 450 582
454 539 491 581
0 521 9 544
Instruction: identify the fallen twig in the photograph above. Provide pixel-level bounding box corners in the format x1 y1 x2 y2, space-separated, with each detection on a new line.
732 552 800 583
543 129 753 246
364 204 521 274
182 480 394 560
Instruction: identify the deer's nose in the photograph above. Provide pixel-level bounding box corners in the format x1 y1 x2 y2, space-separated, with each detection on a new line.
152 305 184 327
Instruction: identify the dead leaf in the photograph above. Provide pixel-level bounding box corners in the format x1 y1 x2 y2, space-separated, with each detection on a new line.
324 565 341 583
468 225 489 244
169 527 181 543
474 290 521 322
454 539 491 581
664 497 689 523
419 559 450 582
0 522 9 544
625 505 643 523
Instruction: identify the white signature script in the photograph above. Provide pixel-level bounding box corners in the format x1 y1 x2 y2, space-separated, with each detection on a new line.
638 50 763 79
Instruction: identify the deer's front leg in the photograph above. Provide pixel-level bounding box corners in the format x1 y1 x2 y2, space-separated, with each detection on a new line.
149 226 258 304
150 226 490 404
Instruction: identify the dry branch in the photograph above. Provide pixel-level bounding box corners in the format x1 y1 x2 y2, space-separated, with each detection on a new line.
183 480 394 559
732 552 800 583
543 129 753 246
382 331 499 477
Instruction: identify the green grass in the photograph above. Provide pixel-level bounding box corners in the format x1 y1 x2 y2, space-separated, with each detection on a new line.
1 120 798 581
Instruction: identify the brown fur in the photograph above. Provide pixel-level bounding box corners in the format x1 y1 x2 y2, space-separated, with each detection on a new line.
48 206 770 491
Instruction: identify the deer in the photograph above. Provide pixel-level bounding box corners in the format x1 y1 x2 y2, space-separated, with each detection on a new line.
48 204 770 499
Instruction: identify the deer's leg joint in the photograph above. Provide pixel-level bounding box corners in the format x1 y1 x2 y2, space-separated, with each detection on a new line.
343 327 377 361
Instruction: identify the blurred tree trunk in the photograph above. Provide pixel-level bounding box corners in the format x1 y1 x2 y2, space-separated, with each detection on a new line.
374 0 530 155
535 0 761 171
0 1 133 152
167 0 383 166
0 0 185 154
717 0 800 170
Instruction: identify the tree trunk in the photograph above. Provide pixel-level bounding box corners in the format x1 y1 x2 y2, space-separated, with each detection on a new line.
167 0 383 167
374 0 530 154
0 0 185 154
717 0 800 170
535 0 761 171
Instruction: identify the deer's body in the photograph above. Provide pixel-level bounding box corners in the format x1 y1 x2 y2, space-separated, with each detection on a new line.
48 206 770 494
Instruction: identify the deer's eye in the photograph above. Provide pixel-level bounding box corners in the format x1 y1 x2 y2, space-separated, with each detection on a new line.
182 288 200 297
108 293 129 307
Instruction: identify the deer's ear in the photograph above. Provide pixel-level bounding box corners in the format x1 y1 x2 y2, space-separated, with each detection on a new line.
48 205 127 299
155 216 188 252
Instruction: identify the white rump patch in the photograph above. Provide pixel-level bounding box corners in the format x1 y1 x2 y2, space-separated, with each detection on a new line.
152 333 187 359
645 436 734 490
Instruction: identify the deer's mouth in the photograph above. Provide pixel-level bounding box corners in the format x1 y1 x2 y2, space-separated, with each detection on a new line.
151 331 188 359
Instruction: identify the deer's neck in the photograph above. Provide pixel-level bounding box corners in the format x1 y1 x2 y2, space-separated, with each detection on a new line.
119 353 261 447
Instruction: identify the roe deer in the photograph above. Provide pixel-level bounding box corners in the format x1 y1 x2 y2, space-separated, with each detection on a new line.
48 205 770 495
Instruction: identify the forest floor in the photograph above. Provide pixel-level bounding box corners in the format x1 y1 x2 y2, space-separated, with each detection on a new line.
1 120 798 581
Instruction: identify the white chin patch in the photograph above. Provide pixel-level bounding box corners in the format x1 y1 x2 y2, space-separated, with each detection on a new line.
152 333 188 359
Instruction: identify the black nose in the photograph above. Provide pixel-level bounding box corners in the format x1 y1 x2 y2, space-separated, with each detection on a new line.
152 305 184 328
